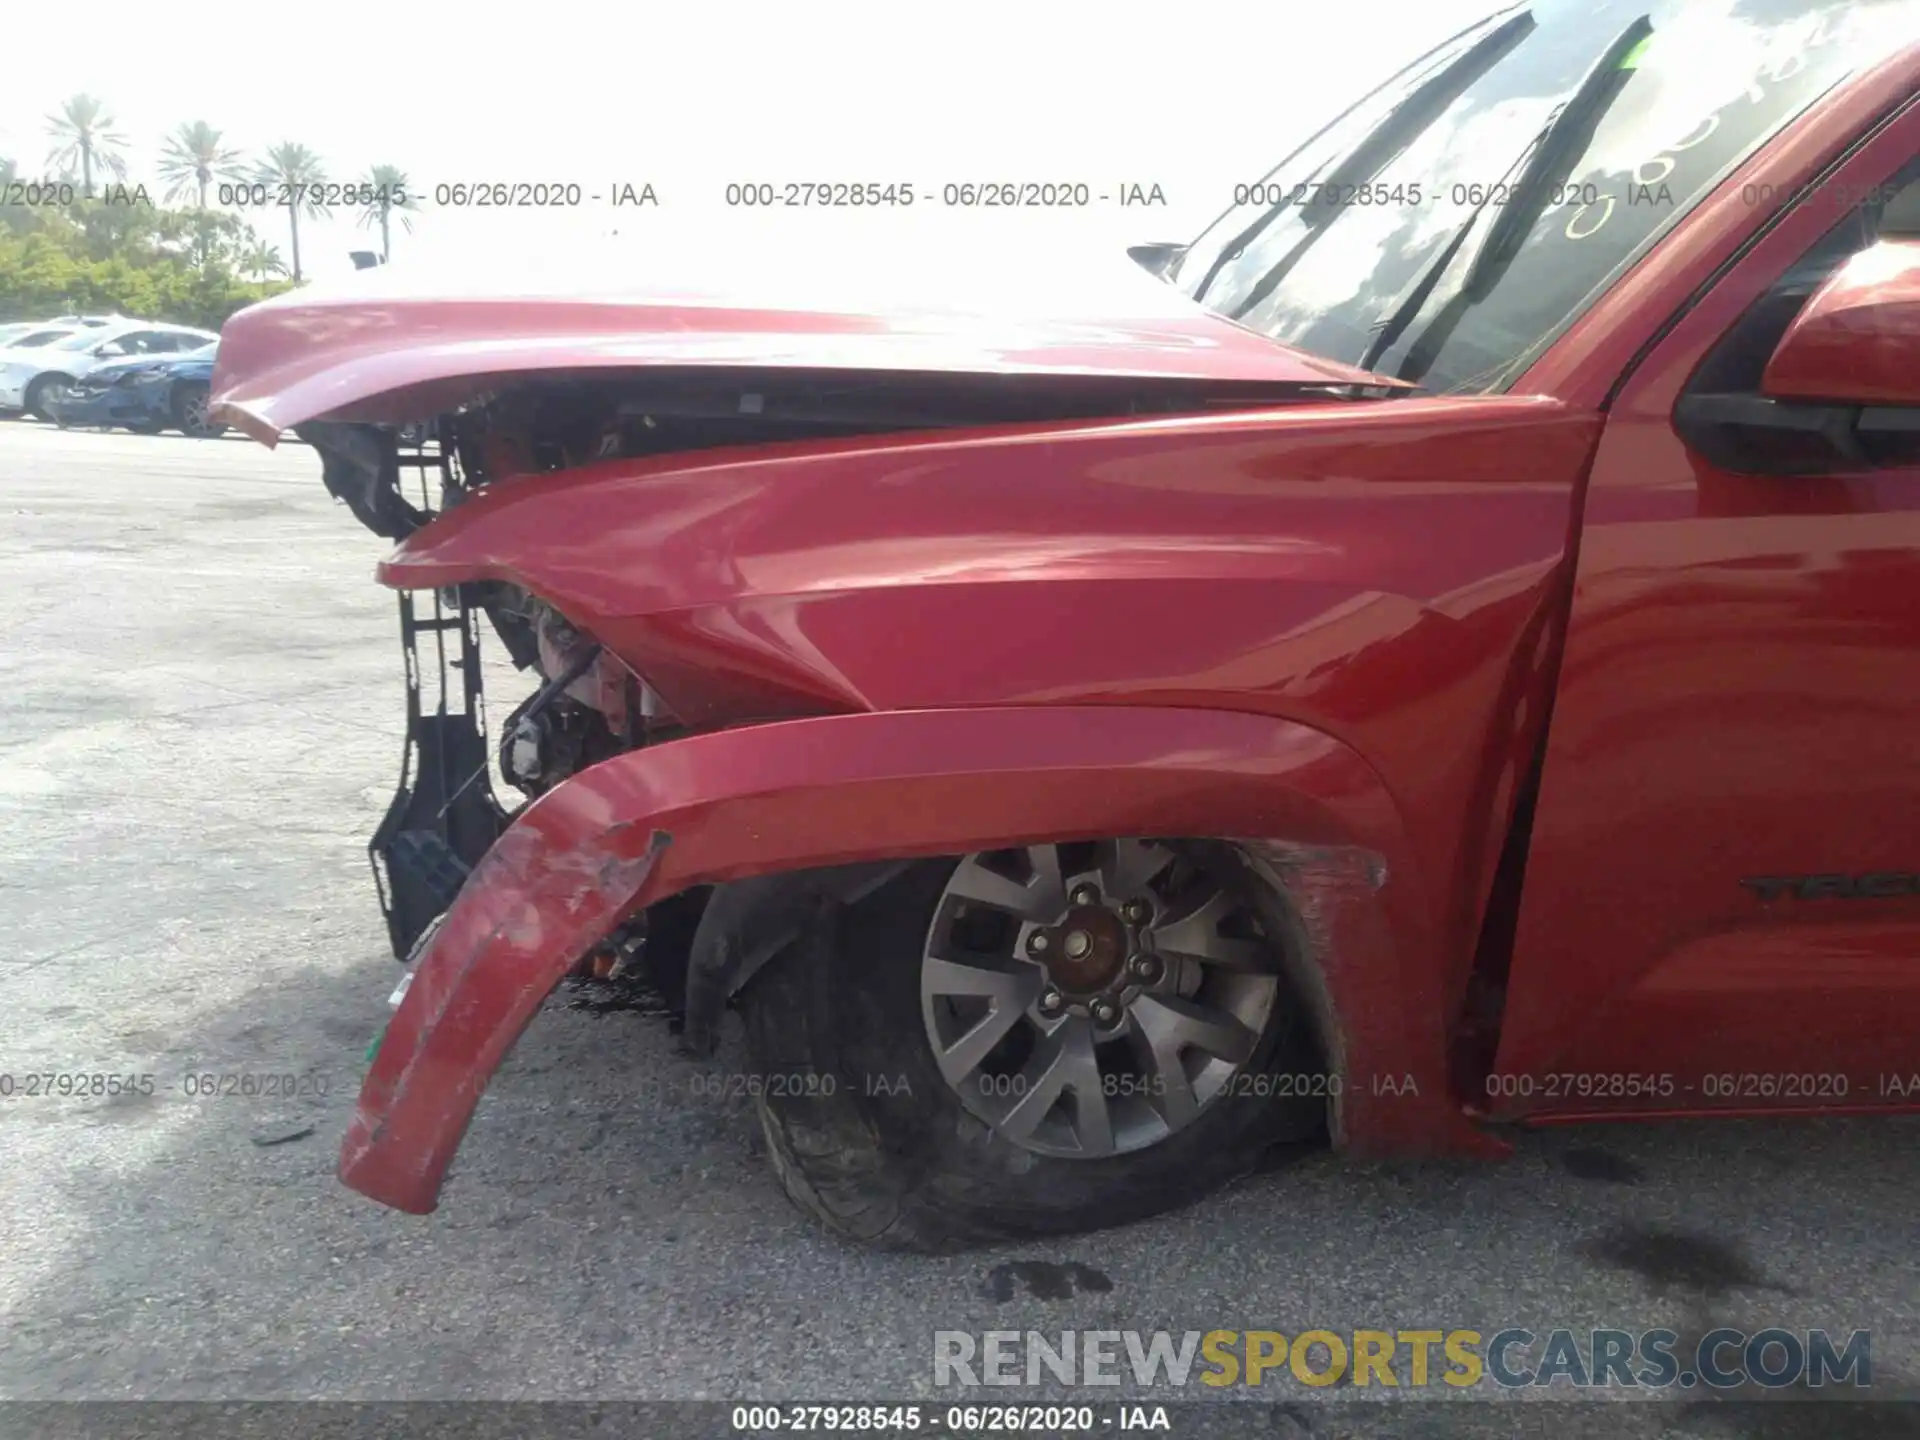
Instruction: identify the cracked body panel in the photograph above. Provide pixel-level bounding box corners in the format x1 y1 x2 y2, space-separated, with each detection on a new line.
342 705 1495 1214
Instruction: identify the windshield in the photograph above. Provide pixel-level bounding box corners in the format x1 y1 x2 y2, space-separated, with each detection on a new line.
49 329 109 351
1172 0 1920 394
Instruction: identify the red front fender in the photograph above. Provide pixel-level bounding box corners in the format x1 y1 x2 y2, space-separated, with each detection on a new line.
343 704 1497 1214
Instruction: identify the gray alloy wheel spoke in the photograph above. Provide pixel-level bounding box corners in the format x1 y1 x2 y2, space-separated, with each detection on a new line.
1131 1022 1202 1133
944 848 1067 922
1131 991 1261 1068
1067 1047 1117 1155
922 955 1045 1083
1098 837 1174 901
921 953 1042 1002
1148 889 1271 972
921 840 1280 1159
1026 843 1066 908
997 1017 1110 1152
1131 992 1258 1135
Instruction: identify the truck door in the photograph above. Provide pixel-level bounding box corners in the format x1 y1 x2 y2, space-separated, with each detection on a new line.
1490 116 1920 1117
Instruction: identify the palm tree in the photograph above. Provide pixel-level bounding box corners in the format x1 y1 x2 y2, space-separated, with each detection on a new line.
0 157 32 236
239 238 288 282
158 121 245 208
355 164 417 262
45 95 128 197
253 142 329 282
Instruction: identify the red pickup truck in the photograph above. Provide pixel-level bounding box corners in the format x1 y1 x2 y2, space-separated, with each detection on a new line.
212 0 1920 1249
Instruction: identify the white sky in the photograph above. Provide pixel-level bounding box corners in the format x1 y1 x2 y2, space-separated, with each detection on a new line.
0 0 1491 282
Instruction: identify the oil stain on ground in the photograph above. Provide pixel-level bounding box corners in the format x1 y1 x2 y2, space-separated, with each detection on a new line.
982 1261 1115 1302
1579 1223 1788 1297
1561 1146 1645 1184
563 974 674 1018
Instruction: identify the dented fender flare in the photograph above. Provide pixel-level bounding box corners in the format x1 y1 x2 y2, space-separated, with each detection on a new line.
341 704 1499 1215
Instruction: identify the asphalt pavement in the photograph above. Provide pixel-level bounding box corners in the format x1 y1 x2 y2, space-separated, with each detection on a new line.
0 422 1914 1438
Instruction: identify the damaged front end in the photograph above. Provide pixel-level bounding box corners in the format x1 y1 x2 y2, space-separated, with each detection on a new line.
295 362 1375 971
209 283 1526 1219
301 421 498 966
304 417 672 971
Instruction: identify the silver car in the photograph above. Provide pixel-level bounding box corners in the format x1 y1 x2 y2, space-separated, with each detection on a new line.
0 323 83 351
0 321 218 419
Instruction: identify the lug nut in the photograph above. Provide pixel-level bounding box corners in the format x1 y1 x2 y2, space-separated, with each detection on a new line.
1089 997 1121 1027
1128 953 1163 983
1071 884 1100 906
1121 899 1151 924
1039 988 1066 1015
1027 931 1050 955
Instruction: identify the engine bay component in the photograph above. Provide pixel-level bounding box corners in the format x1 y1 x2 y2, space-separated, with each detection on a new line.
498 635 603 795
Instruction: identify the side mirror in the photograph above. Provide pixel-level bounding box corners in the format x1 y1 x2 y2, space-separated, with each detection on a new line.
1675 237 1920 474
1127 241 1188 278
1763 237 1920 407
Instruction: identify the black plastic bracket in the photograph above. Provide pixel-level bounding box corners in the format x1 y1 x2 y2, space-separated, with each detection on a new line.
367 431 509 961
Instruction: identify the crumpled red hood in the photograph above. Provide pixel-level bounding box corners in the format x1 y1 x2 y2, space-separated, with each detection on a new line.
208 239 1403 442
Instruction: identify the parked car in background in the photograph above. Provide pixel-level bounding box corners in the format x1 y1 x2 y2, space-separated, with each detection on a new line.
0 323 82 352
0 321 219 420
45 343 225 437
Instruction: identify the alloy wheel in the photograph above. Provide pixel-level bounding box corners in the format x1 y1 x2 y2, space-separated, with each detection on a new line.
919 839 1280 1158
180 388 213 436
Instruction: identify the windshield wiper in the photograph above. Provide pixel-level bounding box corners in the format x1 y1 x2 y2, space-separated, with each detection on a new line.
1190 7 1536 306
1358 13 1652 377
1465 14 1653 293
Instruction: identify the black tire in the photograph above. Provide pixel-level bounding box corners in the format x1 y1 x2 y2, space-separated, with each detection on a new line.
740 846 1326 1250
172 381 225 438
24 374 72 422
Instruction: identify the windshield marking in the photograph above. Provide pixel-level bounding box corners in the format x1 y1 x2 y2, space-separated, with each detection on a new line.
1178 0 1920 395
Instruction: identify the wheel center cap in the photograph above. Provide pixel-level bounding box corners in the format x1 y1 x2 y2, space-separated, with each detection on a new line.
1043 905 1127 992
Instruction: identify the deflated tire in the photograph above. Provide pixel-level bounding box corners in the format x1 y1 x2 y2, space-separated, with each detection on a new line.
740 840 1326 1249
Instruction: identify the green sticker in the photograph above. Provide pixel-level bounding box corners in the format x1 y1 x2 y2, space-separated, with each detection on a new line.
365 1021 387 1064
1618 35 1652 70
